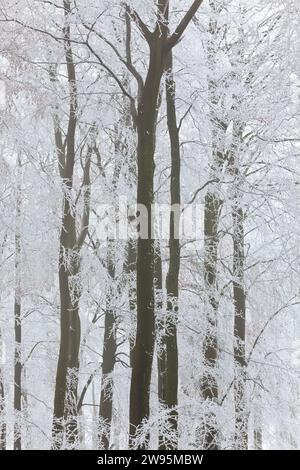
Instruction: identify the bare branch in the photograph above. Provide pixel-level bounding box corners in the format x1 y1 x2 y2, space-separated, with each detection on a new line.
167 0 204 50
126 5 152 44
77 145 92 248
184 178 220 208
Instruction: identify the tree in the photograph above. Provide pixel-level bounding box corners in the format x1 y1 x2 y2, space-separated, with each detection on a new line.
14 155 22 450
159 48 181 450
128 0 205 449
0 330 6 450
0 0 299 452
52 1 92 448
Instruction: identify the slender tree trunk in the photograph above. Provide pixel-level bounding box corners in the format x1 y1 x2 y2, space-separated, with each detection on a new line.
232 193 248 449
129 0 204 448
52 257 69 448
65 261 81 446
227 117 248 449
0 329 6 450
22 366 29 449
52 1 91 449
199 4 226 447
201 191 221 450
254 426 262 450
14 295 22 450
98 241 117 449
92 382 98 448
0 242 7 450
52 147 91 449
52 196 77 448
14 171 22 451
253 389 262 450
154 243 166 449
98 133 123 449
162 50 181 450
126 238 137 368
129 41 165 449
54 154 91 448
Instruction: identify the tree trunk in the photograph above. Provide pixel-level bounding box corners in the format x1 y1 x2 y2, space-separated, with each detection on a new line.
199 4 226 447
65 260 81 447
228 117 248 449
52 196 78 448
129 41 165 449
14 164 22 451
201 191 221 450
253 389 262 450
53 149 91 448
14 294 22 451
154 242 166 449
129 0 204 448
52 1 89 449
232 196 248 449
125 238 136 368
98 241 117 449
0 329 6 450
98 132 123 449
254 426 262 450
52 149 91 449
163 50 181 450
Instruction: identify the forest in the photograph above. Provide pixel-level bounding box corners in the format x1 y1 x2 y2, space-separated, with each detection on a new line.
0 0 300 451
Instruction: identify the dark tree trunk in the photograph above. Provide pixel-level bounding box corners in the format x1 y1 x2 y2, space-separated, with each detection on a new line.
154 243 166 449
52 253 69 448
97 131 123 449
228 117 248 449
129 0 205 448
65 261 81 446
253 388 262 450
14 297 22 451
232 196 248 449
163 50 181 450
254 426 262 450
51 0 91 449
125 238 137 368
129 41 165 449
0 328 5 450
201 191 221 450
14 170 22 451
52 196 78 448
0 362 5 450
98 242 117 449
199 3 227 448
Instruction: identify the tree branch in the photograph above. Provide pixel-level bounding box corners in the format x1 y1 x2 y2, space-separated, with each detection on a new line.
77 144 92 249
167 0 204 50
127 6 152 44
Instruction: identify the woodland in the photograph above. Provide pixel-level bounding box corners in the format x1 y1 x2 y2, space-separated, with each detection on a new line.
0 0 300 450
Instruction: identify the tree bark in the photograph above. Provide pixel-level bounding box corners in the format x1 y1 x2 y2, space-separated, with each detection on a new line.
201 191 221 450
162 50 181 450
199 3 226 448
126 238 137 368
0 363 5 450
129 35 166 450
232 189 248 449
14 162 22 451
98 241 117 449
0 328 5 450
254 426 262 450
129 0 205 448
154 242 166 449
52 194 78 448
51 0 92 449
